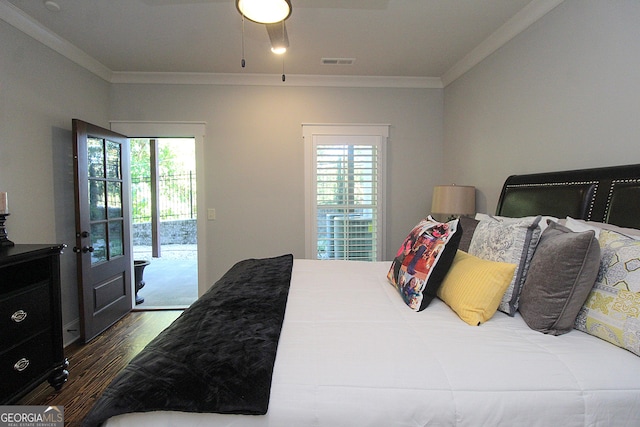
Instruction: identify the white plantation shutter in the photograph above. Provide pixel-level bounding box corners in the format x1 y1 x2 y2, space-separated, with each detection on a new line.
303 125 388 261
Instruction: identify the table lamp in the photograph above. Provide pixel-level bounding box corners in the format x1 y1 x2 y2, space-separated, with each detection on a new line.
431 185 476 221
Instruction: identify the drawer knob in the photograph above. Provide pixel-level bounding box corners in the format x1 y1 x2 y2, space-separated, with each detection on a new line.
13 358 30 372
11 309 27 323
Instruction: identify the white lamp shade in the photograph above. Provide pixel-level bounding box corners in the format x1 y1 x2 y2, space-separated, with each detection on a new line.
237 0 292 24
431 185 476 216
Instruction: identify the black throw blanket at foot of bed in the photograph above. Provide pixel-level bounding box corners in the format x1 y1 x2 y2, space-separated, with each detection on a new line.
83 254 294 427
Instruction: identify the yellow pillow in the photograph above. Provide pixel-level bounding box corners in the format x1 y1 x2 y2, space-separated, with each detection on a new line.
437 250 516 326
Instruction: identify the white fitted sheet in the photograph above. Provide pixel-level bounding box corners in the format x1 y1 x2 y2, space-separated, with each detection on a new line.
106 259 640 426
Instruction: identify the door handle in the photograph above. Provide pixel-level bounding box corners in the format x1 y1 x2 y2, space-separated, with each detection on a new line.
73 246 94 253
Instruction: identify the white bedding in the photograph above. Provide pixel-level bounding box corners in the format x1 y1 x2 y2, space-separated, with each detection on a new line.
106 259 640 426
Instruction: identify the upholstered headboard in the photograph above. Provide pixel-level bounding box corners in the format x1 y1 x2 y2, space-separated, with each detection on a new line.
496 164 640 229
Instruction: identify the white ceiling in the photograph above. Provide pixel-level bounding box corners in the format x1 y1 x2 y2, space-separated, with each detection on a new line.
1 0 563 86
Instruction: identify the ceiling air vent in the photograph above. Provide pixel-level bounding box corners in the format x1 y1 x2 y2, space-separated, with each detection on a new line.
322 58 355 65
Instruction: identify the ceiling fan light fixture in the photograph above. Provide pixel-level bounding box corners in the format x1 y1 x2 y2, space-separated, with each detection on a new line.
236 0 292 24
266 22 289 55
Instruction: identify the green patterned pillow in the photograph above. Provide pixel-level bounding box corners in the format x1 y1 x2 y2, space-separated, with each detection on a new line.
574 229 640 356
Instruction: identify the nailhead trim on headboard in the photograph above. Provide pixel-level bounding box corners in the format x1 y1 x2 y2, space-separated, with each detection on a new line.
497 164 640 227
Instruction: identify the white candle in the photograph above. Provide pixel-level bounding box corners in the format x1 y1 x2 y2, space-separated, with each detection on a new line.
0 192 7 214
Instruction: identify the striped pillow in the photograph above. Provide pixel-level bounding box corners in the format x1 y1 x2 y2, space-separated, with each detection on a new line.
437 250 516 326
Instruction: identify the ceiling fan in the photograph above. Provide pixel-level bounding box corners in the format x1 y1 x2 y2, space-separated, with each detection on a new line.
140 0 386 79
234 0 291 80
142 0 293 55
141 0 387 55
236 0 290 55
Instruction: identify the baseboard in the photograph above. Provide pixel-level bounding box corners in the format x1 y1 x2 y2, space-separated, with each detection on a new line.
63 318 81 347
132 306 188 312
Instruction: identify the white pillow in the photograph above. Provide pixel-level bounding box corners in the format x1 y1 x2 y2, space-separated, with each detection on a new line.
565 216 640 240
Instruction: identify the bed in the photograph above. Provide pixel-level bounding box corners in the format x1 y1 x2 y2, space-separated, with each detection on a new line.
84 164 640 427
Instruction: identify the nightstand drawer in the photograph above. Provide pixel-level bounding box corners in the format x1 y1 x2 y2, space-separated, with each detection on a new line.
0 331 53 400
0 282 51 343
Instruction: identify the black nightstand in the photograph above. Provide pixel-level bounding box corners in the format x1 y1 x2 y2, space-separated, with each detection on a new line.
0 244 69 404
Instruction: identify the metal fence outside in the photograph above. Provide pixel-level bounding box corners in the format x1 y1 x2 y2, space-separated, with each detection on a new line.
132 172 196 223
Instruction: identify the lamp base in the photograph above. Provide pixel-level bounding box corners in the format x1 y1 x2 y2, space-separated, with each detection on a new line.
0 213 15 247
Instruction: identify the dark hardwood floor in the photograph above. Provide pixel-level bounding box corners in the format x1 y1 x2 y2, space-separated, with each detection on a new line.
18 310 182 427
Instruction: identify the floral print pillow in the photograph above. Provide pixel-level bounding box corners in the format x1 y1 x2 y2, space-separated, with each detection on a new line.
575 229 640 356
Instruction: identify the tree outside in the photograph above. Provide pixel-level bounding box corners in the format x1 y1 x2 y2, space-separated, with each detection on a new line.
130 138 196 223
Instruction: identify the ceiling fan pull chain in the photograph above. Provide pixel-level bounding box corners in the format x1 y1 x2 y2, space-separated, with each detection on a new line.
282 55 286 82
241 14 246 68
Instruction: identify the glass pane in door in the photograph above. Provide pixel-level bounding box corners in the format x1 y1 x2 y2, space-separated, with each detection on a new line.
106 140 122 179
109 220 124 258
89 180 106 221
107 181 122 219
90 222 107 264
88 138 105 178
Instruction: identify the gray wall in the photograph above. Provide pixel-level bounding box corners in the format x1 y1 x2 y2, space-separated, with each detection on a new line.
109 84 444 285
444 0 640 213
0 21 110 343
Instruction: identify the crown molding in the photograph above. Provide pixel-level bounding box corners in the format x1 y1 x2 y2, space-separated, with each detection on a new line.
2 0 563 89
441 0 565 87
0 0 113 82
110 71 443 88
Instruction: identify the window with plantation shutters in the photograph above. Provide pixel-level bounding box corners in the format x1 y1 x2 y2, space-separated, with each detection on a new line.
303 124 388 261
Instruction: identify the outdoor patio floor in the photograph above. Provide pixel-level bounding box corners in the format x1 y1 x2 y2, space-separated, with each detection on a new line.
132 244 198 309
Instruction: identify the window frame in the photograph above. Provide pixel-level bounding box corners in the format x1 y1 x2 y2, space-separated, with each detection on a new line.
303 124 389 261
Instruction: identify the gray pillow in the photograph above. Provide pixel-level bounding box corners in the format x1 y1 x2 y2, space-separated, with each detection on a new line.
518 221 600 336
